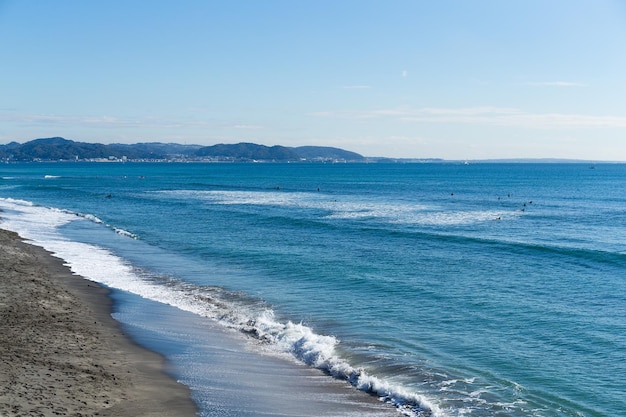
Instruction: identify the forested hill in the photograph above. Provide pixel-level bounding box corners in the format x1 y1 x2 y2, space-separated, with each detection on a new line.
0 137 365 162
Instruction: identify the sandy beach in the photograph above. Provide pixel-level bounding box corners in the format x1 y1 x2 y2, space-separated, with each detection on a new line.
0 228 198 417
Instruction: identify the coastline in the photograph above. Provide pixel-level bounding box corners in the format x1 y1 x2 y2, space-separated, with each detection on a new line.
0 228 198 416
0 222 402 417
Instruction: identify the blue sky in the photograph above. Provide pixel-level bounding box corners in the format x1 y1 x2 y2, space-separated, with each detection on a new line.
1 1 625 160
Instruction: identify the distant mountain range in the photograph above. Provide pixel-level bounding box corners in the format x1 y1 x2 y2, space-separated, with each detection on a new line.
0 137 366 162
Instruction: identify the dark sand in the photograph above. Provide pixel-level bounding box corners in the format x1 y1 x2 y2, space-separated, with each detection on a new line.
0 228 198 416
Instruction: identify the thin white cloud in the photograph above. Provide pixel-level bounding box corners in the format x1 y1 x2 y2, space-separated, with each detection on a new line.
231 124 264 130
398 109 626 128
0 111 273 144
0 112 213 130
371 107 522 117
341 85 371 89
310 106 626 129
308 111 335 118
525 81 587 87
1 113 143 127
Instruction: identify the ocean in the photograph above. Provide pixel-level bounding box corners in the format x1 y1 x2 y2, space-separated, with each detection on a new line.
1 162 624 417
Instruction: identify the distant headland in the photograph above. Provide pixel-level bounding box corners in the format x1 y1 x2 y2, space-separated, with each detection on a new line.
0 137 374 163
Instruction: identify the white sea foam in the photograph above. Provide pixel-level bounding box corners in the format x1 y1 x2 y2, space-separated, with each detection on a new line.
2 197 34 206
152 189 510 227
409 210 516 226
0 197 444 417
80 213 104 224
114 228 138 239
53 208 105 225
0 198 141 240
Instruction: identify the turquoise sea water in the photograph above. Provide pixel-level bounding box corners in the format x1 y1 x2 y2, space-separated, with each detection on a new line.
1 162 625 416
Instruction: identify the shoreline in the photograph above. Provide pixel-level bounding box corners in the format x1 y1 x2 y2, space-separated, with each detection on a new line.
0 228 198 416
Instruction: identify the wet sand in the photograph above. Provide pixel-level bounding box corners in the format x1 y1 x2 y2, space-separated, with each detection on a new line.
0 228 198 416
115 293 403 417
